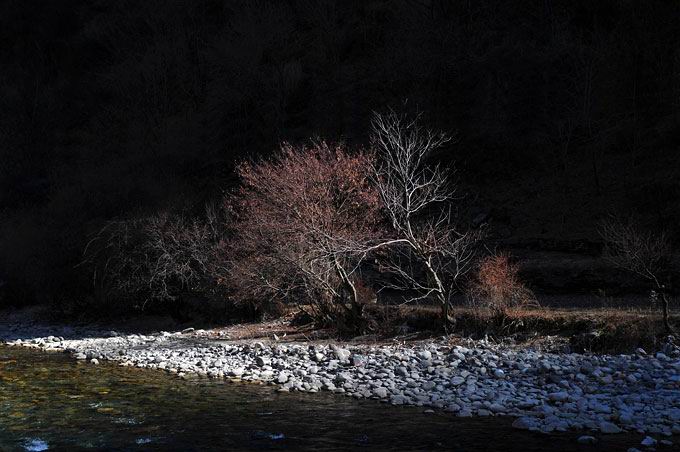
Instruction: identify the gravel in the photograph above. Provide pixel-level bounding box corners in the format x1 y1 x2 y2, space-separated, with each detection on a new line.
2 322 680 437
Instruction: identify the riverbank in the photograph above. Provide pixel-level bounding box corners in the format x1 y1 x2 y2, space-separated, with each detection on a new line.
2 317 680 445
0 344 646 451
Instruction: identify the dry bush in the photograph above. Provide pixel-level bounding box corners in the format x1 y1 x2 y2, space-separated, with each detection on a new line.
81 208 224 311
223 142 384 332
467 254 536 316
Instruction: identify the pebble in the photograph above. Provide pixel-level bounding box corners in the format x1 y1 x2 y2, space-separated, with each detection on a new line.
512 417 537 430
599 422 622 434
577 435 597 445
640 436 657 447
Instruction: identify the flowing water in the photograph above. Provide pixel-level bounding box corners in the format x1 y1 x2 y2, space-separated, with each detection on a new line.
0 345 640 451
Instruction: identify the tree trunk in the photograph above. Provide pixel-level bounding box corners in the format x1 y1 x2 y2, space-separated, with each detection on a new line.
333 257 365 333
654 277 674 336
661 292 674 335
438 294 451 333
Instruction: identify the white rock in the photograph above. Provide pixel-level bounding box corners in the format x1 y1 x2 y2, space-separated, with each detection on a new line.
230 367 245 377
333 347 351 362
640 436 656 447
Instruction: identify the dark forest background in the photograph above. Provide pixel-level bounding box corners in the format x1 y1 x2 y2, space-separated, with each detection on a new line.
1 0 679 312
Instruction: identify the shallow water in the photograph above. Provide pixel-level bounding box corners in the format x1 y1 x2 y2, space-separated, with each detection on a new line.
0 345 641 451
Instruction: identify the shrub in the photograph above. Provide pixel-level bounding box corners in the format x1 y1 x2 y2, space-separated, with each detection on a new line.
81 208 224 312
467 254 536 316
223 142 384 332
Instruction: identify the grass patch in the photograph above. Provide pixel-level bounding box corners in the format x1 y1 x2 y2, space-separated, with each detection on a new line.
367 304 678 354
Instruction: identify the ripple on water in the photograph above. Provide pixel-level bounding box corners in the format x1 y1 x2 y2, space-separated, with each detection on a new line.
21 439 49 451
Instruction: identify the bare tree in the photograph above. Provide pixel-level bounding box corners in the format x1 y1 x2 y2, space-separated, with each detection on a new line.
81 208 223 310
370 110 481 329
599 217 675 334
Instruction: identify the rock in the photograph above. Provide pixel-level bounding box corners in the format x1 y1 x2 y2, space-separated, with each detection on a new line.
580 362 594 374
640 436 656 447
230 367 245 377
489 403 505 413
450 376 465 386
457 409 472 417
373 387 388 398
256 356 270 367
577 436 597 445
512 417 537 430
253 342 265 350
548 392 569 402
417 350 432 361
335 372 352 383
90 358 99 365
351 355 366 367
276 373 289 384
75 353 87 360
599 422 622 434
422 381 436 390
493 369 505 378
445 403 461 412
333 347 351 362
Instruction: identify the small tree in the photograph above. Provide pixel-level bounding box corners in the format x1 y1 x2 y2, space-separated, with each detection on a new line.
224 142 383 331
370 111 481 329
599 217 675 334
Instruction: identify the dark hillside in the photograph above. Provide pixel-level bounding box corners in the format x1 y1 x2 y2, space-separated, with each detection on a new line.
1 0 678 309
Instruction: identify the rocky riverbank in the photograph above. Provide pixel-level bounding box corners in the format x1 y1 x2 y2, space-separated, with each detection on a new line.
2 321 680 445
